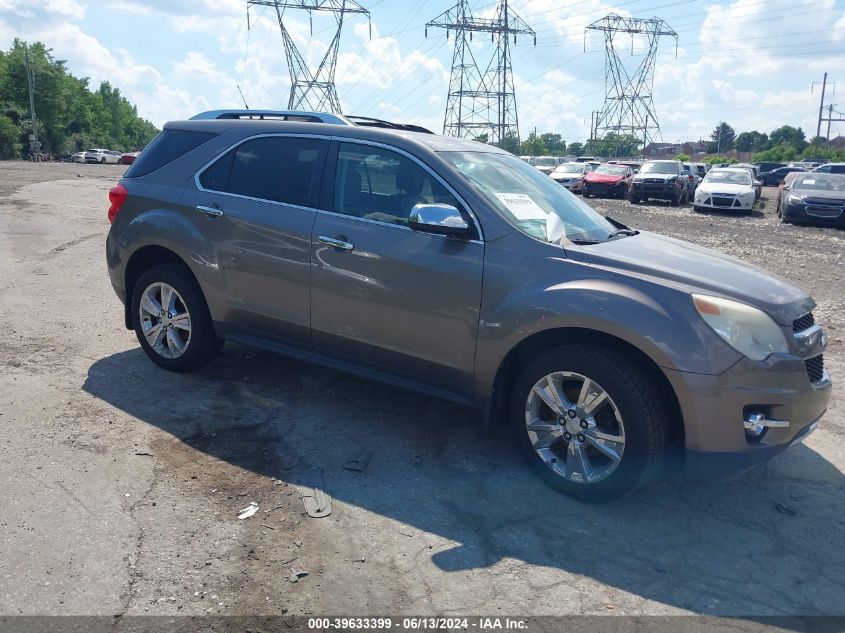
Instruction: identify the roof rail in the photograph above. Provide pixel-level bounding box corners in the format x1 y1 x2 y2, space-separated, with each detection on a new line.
344 115 434 134
190 110 353 125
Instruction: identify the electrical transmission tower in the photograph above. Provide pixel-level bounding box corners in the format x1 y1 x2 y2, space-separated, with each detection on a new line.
426 0 535 147
585 14 677 151
247 1 370 113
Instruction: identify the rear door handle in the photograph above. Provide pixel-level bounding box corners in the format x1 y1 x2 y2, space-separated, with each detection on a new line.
196 205 223 217
318 235 354 251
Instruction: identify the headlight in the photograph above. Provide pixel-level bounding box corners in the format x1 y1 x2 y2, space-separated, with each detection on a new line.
787 194 804 205
692 294 789 361
666 176 677 183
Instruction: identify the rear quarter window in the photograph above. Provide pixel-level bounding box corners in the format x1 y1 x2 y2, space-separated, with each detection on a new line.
125 129 217 178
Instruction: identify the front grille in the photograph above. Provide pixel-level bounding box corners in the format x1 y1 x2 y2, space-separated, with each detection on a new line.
793 313 815 333
805 355 825 383
711 196 736 208
645 178 664 183
806 205 843 218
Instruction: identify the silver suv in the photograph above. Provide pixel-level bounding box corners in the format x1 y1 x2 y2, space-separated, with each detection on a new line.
105 110 831 502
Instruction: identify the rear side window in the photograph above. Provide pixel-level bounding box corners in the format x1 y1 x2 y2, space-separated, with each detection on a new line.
200 136 325 207
125 129 217 178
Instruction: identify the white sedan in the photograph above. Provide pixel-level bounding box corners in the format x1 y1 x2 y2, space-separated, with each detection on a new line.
72 148 122 164
693 168 756 214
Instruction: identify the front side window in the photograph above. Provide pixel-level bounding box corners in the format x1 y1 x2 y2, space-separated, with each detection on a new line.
440 151 616 244
333 143 460 226
199 136 325 207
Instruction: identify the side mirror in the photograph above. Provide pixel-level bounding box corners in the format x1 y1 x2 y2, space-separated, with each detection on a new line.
409 203 471 238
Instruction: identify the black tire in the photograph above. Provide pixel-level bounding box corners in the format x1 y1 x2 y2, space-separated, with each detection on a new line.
100 157 106 164
693 205 703 213
629 195 641 204
509 343 667 502
131 264 221 372
671 191 680 207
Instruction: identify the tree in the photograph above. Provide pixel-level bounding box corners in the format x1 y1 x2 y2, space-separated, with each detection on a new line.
735 131 769 152
0 39 158 157
584 133 641 157
769 125 807 152
702 155 737 165
499 130 521 154
521 131 546 156
674 153 690 162
567 142 584 157
710 122 736 153
0 114 20 158
474 132 489 144
539 132 565 155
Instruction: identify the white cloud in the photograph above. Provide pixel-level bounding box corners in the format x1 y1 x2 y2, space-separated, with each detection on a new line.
174 51 225 85
44 0 85 20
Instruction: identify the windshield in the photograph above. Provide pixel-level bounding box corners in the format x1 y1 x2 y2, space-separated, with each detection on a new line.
440 151 616 244
534 157 557 166
793 174 845 191
705 170 752 185
594 165 626 176
553 163 584 174
640 161 678 174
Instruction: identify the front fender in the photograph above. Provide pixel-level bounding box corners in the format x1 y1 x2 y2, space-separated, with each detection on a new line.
473 252 742 403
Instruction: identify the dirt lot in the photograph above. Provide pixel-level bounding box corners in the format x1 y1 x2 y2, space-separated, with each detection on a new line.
0 161 843 622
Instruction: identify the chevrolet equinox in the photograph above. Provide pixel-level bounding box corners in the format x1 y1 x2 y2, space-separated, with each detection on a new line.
105 110 831 502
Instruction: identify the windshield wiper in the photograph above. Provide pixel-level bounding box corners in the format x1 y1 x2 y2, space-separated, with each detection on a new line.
608 228 638 239
569 238 601 245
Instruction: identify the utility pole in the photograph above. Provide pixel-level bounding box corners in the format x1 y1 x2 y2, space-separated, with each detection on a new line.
427 0 535 147
827 103 835 143
24 42 39 163
815 73 828 140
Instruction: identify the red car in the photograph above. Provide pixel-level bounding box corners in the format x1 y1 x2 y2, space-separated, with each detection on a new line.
582 164 634 198
118 151 140 165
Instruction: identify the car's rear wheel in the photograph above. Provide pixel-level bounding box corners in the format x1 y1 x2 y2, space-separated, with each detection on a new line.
100 157 106 164
131 264 222 372
671 191 680 206
510 344 667 502
630 194 641 204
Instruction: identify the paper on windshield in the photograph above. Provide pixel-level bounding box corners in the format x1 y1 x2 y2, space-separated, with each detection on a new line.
802 179 816 185
494 193 547 221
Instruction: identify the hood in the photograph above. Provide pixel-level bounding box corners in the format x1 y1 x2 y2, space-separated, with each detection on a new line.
698 182 753 195
585 172 624 184
634 172 675 181
564 231 812 325
551 171 582 180
790 188 845 202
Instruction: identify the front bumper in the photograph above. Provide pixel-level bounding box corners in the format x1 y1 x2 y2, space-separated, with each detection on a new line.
631 181 677 200
584 181 625 197
782 201 845 226
694 193 755 212
664 350 831 477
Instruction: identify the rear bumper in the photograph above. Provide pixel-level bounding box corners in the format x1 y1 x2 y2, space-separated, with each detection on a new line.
664 354 831 476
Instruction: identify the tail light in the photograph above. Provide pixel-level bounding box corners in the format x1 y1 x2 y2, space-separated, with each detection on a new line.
108 183 128 223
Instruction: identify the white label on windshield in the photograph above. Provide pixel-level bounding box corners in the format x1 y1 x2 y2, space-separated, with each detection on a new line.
803 179 815 184
494 193 547 220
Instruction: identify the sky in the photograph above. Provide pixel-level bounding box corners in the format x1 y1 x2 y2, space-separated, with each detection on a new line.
1 0 845 145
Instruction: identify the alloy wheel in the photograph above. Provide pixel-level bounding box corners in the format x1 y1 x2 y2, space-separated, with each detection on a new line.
524 371 625 484
139 282 192 359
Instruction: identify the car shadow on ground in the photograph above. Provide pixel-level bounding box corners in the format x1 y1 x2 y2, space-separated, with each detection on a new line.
83 345 845 618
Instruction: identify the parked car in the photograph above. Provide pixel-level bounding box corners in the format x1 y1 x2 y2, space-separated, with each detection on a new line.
726 165 762 200
682 163 700 194
778 172 845 227
811 162 845 174
691 163 707 179
760 166 806 186
692 168 757 214
629 160 687 205
610 160 642 174
753 162 786 175
532 156 563 175
119 151 140 165
549 162 590 192
73 148 122 164
775 170 805 212
105 108 831 502
582 164 633 198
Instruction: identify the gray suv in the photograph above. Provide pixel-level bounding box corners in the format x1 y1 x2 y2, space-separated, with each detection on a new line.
106 110 831 502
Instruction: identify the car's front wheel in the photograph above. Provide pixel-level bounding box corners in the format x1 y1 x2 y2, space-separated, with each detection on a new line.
131 264 222 372
510 344 667 502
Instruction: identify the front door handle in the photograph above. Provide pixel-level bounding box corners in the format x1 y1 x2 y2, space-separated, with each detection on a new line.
318 235 354 251
196 205 223 217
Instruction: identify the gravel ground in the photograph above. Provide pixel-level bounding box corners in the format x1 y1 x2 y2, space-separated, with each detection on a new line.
0 161 842 624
